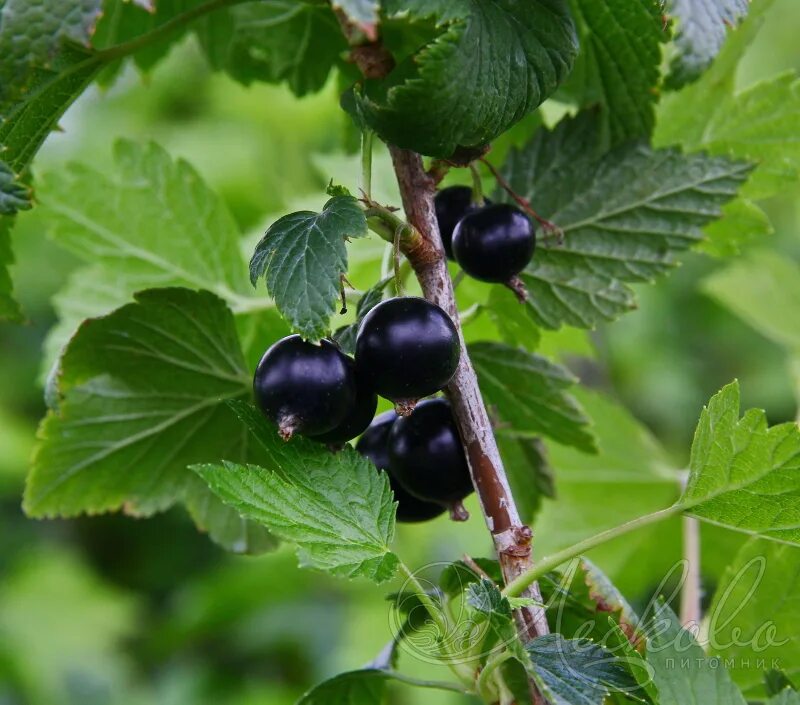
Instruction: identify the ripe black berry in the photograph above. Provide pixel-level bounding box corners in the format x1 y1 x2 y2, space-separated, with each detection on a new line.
388 398 473 520
452 203 535 283
253 335 356 440
310 367 378 445
434 186 489 259
356 411 445 523
355 297 460 408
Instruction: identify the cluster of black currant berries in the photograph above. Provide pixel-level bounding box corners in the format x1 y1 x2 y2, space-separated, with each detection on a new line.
435 185 536 284
253 297 473 522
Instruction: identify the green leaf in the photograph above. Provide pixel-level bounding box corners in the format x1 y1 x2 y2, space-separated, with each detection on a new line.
665 0 749 89
0 161 31 215
24 287 275 555
466 578 526 660
192 400 398 583
703 250 800 353
708 538 800 698
297 669 388 704
202 2 347 97
500 112 751 329
534 388 681 596
350 0 578 158
700 198 773 258
678 381 800 543
37 140 264 367
249 196 368 340
0 216 22 322
560 0 665 147
771 691 800 705
496 435 554 522
647 601 747 704
524 634 639 704
0 0 102 107
470 342 596 452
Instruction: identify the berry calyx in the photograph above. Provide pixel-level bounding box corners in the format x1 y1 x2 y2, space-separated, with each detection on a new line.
388 397 473 521
434 185 490 259
355 297 460 409
356 411 445 523
310 367 378 445
253 335 356 440
452 203 535 283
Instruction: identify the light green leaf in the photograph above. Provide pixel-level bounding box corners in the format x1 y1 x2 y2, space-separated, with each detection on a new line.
0 0 102 108
535 388 681 595
657 2 798 201
678 381 800 543
0 161 31 215
708 538 800 698
192 400 398 583
350 0 578 158
703 250 800 353
469 342 596 452
249 196 367 340
466 578 526 660
202 2 347 97
560 0 665 146
770 691 800 705
497 435 554 523
0 549 138 705
501 112 751 329
524 634 638 704
700 198 773 257
647 601 747 704
665 0 750 89
24 287 275 555
298 669 388 704
0 216 22 322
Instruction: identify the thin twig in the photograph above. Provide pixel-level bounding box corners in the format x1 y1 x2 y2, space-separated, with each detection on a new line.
680 517 702 629
479 157 564 242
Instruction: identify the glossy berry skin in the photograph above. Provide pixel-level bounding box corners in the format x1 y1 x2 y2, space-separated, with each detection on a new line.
356 411 445 522
355 297 460 403
452 203 535 283
388 398 473 509
253 335 356 440
434 186 490 259
311 366 378 445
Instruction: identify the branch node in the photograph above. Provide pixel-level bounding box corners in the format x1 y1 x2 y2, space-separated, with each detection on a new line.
505 275 528 303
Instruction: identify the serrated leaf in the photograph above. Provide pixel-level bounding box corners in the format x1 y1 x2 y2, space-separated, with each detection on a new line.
297 669 389 704
0 44 101 172
193 400 398 583
700 198 772 257
703 250 800 353
678 381 800 543
470 342 596 452
525 634 639 704
771 691 800 705
350 0 578 158
500 111 751 329
0 216 22 322
0 0 102 107
466 578 526 661
24 287 275 555
201 2 347 97
708 538 800 698
560 0 666 147
0 161 31 215
249 196 367 340
665 0 749 89
647 601 747 704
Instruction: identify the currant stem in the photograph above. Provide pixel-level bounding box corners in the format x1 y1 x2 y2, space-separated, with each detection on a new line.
361 129 374 201
469 163 486 206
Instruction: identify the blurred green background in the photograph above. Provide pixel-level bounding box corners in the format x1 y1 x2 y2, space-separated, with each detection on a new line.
1 2 799 703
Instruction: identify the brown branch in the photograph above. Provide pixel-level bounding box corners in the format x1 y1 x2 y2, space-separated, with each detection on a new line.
389 147 550 646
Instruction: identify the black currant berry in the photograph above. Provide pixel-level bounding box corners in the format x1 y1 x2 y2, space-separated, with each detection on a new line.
452 203 535 283
388 398 473 520
253 335 356 440
355 297 460 409
310 366 378 445
434 185 490 259
356 411 445 523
